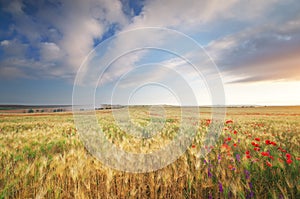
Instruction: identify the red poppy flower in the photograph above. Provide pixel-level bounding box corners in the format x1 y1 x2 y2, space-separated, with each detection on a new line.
246 151 250 155
269 155 274 160
227 137 232 141
265 140 271 145
286 159 292 164
206 119 211 125
226 120 233 124
261 152 269 157
255 144 260 147
191 144 196 148
233 143 237 147
246 155 251 159
233 130 237 134
254 147 260 151
271 141 277 146
255 138 260 141
286 153 291 159
296 157 300 161
266 161 272 167
251 142 256 146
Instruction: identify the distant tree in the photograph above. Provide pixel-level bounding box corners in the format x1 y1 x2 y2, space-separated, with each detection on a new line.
41 109 44 112
28 109 34 113
36 110 39 112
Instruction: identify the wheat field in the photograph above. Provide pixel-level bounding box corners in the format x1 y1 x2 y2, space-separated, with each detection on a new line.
0 106 299 198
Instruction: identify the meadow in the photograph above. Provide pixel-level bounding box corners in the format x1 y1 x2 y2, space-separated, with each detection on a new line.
0 106 299 198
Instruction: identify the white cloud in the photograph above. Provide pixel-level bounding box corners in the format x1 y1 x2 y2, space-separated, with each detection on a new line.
0 39 28 58
40 42 62 62
0 66 28 79
0 0 129 79
206 18 300 83
127 0 237 30
40 0 129 73
0 40 10 46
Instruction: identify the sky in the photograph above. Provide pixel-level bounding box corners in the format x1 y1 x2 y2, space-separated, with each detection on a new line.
0 0 300 106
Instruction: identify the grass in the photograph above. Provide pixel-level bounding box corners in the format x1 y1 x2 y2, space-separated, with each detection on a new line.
0 106 299 198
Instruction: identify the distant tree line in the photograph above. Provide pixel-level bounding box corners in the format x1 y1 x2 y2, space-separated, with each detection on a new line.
27 109 65 113
27 109 45 113
53 109 64 112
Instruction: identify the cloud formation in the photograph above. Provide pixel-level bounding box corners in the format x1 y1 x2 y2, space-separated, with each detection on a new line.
0 0 300 85
0 0 128 79
207 16 300 83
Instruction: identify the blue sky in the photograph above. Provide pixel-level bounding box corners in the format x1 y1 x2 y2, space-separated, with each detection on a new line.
0 0 300 105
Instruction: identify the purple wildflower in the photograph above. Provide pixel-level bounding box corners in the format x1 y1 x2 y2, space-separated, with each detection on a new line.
208 168 212 178
249 182 253 189
219 182 223 193
279 194 284 199
246 182 254 198
244 169 250 180
218 154 221 162
247 191 254 198
236 154 241 162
